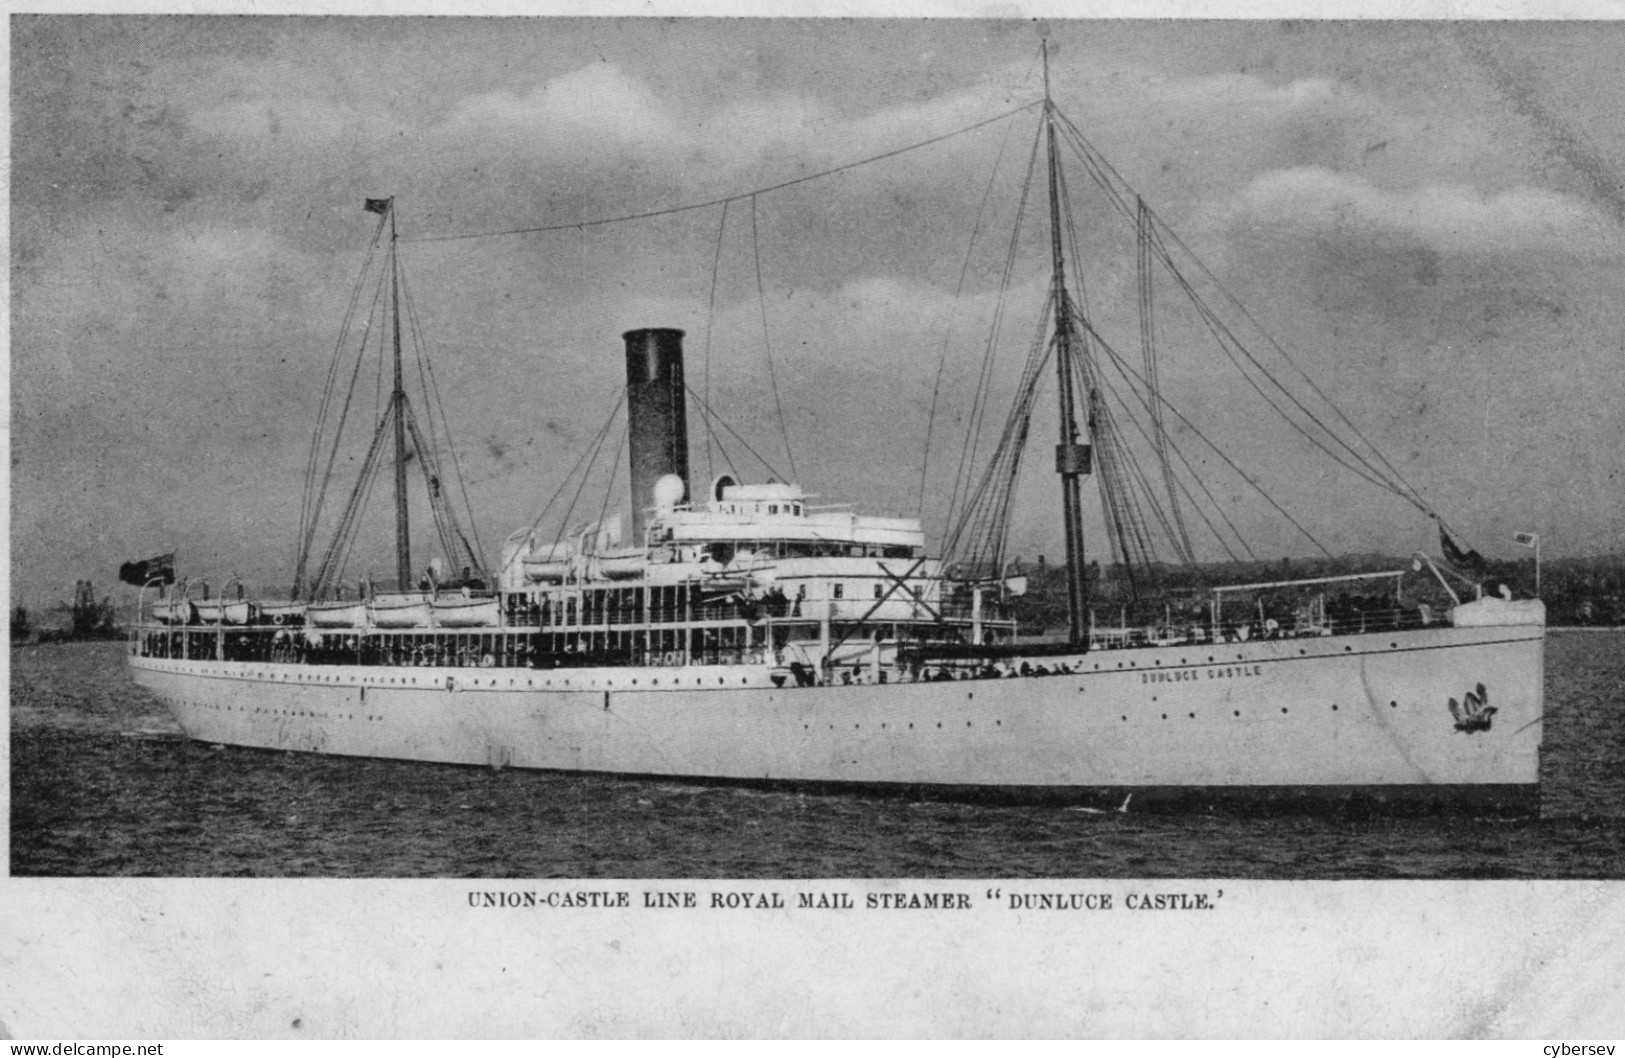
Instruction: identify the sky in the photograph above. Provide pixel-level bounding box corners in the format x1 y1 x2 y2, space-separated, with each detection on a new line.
9 15 1625 614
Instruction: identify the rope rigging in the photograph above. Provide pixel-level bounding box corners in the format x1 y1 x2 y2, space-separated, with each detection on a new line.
295 205 489 599
401 102 1044 245
938 82 1462 610
292 69 1475 606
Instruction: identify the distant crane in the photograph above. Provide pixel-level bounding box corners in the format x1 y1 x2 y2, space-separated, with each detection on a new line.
52 580 120 640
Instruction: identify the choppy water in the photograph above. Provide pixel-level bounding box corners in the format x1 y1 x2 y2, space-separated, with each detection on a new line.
9 635 1624 877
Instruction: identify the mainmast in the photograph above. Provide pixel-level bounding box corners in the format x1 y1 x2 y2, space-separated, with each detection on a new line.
387 200 412 591
1043 45 1092 648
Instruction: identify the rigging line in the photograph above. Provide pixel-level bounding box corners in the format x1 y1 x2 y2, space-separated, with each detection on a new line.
591 420 629 549
1151 252 1412 502
1090 386 1148 591
1061 114 1428 508
917 101 1028 519
1095 348 1246 563
684 385 741 481
1138 201 1434 511
1091 368 1187 568
402 401 476 573
750 194 798 482
323 405 393 590
1079 312 1333 558
398 259 487 567
1057 160 1159 588
1138 196 1195 563
332 440 388 595
943 312 1044 559
1050 108 1426 508
296 239 389 592
944 305 1052 567
1103 376 1245 564
1097 348 1258 562
1093 385 1167 565
310 401 395 597
403 101 1044 244
547 398 624 558
702 200 730 492
1079 310 1332 559
946 114 1047 542
1089 353 1187 570
296 271 390 598
298 217 389 567
682 381 785 482
943 308 1054 567
524 389 627 542
1124 204 1408 500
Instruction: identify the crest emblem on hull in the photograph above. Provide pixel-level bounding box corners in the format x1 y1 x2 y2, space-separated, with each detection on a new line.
1448 682 1496 733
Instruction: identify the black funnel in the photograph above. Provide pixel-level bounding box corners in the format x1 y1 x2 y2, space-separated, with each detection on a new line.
622 328 690 542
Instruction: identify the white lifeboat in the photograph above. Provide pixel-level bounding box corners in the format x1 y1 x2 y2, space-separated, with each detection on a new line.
596 546 648 580
195 599 253 625
149 598 194 625
306 600 368 628
369 593 433 629
521 542 574 584
257 601 306 625
432 594 501 627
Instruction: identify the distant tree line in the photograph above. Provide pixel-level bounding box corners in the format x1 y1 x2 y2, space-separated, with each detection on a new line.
1004 553 1625 633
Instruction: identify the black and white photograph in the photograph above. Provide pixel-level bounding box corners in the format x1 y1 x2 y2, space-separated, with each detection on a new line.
5 10 1624 1038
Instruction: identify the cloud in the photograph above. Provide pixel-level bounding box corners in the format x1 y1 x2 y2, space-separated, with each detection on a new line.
1223 167 1614 259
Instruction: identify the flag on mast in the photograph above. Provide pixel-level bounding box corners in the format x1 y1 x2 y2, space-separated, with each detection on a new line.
1438 523 1488 575
364 198 392 215
1514 532 1537 547
118 553 176 587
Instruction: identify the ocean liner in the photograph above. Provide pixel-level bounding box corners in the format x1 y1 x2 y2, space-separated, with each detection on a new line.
127 58 1545 812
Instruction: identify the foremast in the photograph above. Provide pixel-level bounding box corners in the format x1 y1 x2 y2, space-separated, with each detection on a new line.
1044 44 1093 649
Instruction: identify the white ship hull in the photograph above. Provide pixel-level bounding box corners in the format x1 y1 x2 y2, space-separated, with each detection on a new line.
129 621 1543 811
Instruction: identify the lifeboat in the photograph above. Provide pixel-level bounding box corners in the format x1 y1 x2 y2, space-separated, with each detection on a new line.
194 599 253 625
368 593 433 628
257 601 306 625
521 542 574 583
432 595 501 628
306 600 368 628
149 598 194 625
595 547 648 580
